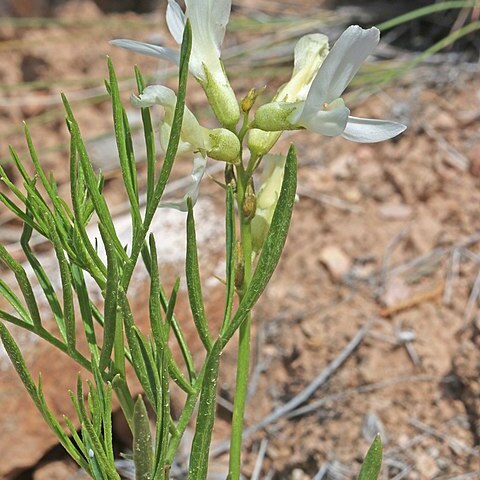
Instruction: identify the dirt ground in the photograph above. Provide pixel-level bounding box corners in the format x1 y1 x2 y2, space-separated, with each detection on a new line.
1 1 480 479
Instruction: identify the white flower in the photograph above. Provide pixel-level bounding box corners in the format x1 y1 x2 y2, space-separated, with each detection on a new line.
131 85 240 210
276 33 330 103
250 154 286 252
131 85 209 155
132 85 207 211
159 152 207 212
248 33 329 156
254 25 407 143
111 0 240 129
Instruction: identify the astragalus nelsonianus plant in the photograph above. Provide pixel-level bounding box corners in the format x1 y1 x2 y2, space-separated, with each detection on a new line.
111 0 240 129
0 2 406 480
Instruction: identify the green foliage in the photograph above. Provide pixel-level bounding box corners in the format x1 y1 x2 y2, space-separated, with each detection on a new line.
358 435 383 480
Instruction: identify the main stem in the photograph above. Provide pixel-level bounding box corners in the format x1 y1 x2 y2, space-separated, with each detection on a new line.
228 166 253 479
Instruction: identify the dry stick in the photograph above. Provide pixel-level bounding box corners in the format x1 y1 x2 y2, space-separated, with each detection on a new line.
409 418 480 457
211 321 371 457
250 438 269 480
313 464 329 480
298 186 364 214
286 374 437 419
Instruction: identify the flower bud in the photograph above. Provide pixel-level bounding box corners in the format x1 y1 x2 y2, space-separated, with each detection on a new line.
234 241 245 289
252 101 301 132
207 128 241 164
225 163 236 188
247 129 281 158
251 154 286 252
241 87 264 113
202 63 241 131
242 180 256 220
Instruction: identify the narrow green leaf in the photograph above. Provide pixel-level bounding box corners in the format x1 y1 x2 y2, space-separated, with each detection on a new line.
135 66 156 206
153 346 169 480
226 144 297 341
147 235 164 347
147 237 195 391
24 123 72 239
358 434 383 480
133 395 153 480
69 134 107 283
99 225 120 372
133 327 159 409
47 214 76 350
121 21 192 291
0 279 33 326
186 197 212 351
107 57 141 234
21 207 65 331
0 321 40 401
62 97 128 262
0 243 41 328
76 376 119 480
70 264 98 360
221 186 236 334
0 191 46 236
187 340 222 480
111 374 134 431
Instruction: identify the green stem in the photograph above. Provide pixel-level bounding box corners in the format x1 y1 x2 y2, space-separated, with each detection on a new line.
228 169 254 479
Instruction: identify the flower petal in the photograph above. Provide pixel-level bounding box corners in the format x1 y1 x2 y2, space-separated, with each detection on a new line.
342 116 407 143
160 153 207 211
303 26 379 114
297 98 350 136
110 39 180 65
130 85 177 109
166 0 186 45
186 0 231 55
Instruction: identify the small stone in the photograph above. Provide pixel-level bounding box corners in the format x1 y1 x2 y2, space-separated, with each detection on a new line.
320 245 351 281
416 451 439 478
344 187 362 203
379 203 413 220
292 468 306 480
432 111 456 130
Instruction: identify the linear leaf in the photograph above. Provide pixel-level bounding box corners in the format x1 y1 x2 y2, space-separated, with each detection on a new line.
186 198 212 351
63 96 128 262
358 434 383 480
187 339 222 480
99 224 120 372
226 144 297 341
133 395 153 480
135 66 156 206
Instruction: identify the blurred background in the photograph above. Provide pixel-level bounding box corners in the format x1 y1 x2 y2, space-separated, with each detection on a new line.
1 1 480 479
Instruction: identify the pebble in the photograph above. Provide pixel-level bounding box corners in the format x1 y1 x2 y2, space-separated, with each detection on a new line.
319 245 351 281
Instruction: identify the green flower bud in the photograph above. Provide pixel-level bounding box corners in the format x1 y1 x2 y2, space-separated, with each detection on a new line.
252 101 301 132
247 129 281 158
202 62 241 131
207 128 241 164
